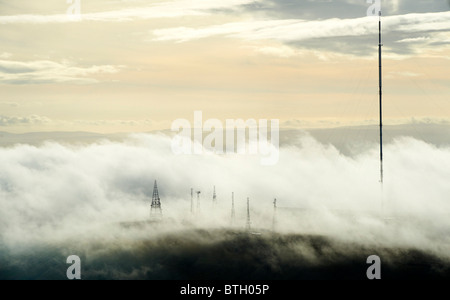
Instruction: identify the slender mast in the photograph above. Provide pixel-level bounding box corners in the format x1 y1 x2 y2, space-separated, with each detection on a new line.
191 188 194 214
246 197 251 231
231 192 235 225
378 11 384 184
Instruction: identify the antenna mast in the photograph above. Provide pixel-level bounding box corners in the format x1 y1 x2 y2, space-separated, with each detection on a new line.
231 192 235 226
150 180 162 220
379 11 384 184
272 198 277 231
212 186 217 207
196 191 201 213
190 188 194 214
246 197 251 231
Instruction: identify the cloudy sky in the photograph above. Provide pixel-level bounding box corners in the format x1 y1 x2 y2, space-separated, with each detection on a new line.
1 1 450 280
0 0 449 133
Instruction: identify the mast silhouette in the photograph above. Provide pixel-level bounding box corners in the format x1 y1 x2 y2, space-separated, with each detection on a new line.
190 188 194 214
246 197 251 231
150 180 162 220
231 192 235 226
378 11 384 185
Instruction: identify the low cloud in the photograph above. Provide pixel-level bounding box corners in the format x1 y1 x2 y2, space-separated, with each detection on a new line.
0 133 449 279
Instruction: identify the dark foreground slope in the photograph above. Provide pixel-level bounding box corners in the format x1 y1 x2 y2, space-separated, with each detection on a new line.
0 229 448 280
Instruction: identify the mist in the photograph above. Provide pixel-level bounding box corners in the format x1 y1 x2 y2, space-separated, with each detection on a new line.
0 131 449 279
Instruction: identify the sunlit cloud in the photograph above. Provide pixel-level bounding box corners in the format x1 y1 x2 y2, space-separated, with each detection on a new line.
0 52 12 59
0 59 120 84
153 12 450 42
0 0 258 24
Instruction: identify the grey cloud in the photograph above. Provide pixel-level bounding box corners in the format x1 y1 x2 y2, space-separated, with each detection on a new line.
287 29 433 57
243 0 367 20
0 63 35 74
0 114 51 126
252 0 450 20
390 0 450 14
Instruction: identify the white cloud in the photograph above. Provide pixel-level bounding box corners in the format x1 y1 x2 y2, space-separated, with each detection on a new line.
249 44 363 61
254 45 299 58
0 53 12 59
0 133 449 263
396 36 430 43
0 59 120 84
386 71 421 79
152 11 450 43
0 0 258 24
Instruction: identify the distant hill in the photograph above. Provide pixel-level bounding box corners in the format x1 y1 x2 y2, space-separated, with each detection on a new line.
0 131 128 147
0 228 448 280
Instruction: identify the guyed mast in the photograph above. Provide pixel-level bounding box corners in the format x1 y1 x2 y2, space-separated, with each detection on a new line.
378 11 384 185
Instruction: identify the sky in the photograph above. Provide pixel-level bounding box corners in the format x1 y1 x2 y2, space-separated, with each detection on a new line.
0 0 449 133
1 1 450 280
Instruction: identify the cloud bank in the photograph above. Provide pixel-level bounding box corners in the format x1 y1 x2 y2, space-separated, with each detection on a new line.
0 132 448 280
